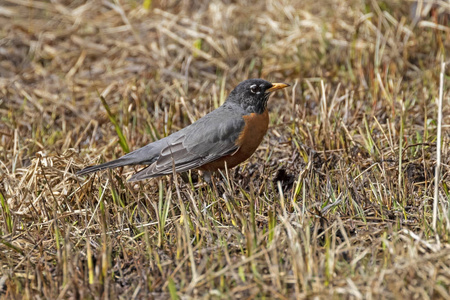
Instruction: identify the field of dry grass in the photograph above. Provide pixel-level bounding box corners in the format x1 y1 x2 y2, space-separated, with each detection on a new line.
1 0 450 298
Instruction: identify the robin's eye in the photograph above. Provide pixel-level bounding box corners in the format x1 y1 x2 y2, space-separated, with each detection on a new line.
250 84 259 94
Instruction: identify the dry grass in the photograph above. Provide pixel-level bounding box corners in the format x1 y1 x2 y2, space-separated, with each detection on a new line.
1 0 450 298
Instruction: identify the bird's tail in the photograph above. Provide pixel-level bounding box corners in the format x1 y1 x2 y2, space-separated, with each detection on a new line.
77 137 169 177
77 157 136 176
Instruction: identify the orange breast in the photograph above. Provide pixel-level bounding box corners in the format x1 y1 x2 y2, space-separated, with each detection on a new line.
199 109 269 172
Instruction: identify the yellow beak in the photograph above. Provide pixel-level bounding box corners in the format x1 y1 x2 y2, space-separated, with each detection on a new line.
267 82 290 92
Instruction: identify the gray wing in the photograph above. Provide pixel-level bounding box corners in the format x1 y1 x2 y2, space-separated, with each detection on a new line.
128 104 245 181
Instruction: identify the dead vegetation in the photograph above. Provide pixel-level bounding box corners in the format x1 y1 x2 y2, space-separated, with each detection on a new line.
1 0 450 298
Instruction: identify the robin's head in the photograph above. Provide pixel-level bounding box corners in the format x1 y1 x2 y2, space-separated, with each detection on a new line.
227 79 289 114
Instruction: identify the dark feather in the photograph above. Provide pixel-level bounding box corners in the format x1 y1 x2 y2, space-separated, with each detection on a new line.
128 105 245 181
78 102 246 181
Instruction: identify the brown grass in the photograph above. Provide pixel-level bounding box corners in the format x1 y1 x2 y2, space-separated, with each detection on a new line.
1 0 450 298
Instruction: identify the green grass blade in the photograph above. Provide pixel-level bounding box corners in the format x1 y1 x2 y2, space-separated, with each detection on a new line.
99 95 130 153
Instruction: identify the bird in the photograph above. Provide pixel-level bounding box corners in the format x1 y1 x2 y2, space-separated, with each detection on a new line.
77 79 289 182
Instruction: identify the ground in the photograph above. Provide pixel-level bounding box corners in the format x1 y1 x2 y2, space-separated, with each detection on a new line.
1 0 450 299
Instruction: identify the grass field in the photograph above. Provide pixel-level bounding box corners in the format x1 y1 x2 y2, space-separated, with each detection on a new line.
1 0 449 298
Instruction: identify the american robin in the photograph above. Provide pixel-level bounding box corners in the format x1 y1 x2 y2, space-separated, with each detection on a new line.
77 79 289 182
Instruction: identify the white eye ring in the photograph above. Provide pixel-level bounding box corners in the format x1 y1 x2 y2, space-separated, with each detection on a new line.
250 84 258 94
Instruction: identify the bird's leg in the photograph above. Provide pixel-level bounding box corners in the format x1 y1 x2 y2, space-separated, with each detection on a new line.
201 171 218 192
180 172 190 184
202 171 212 183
